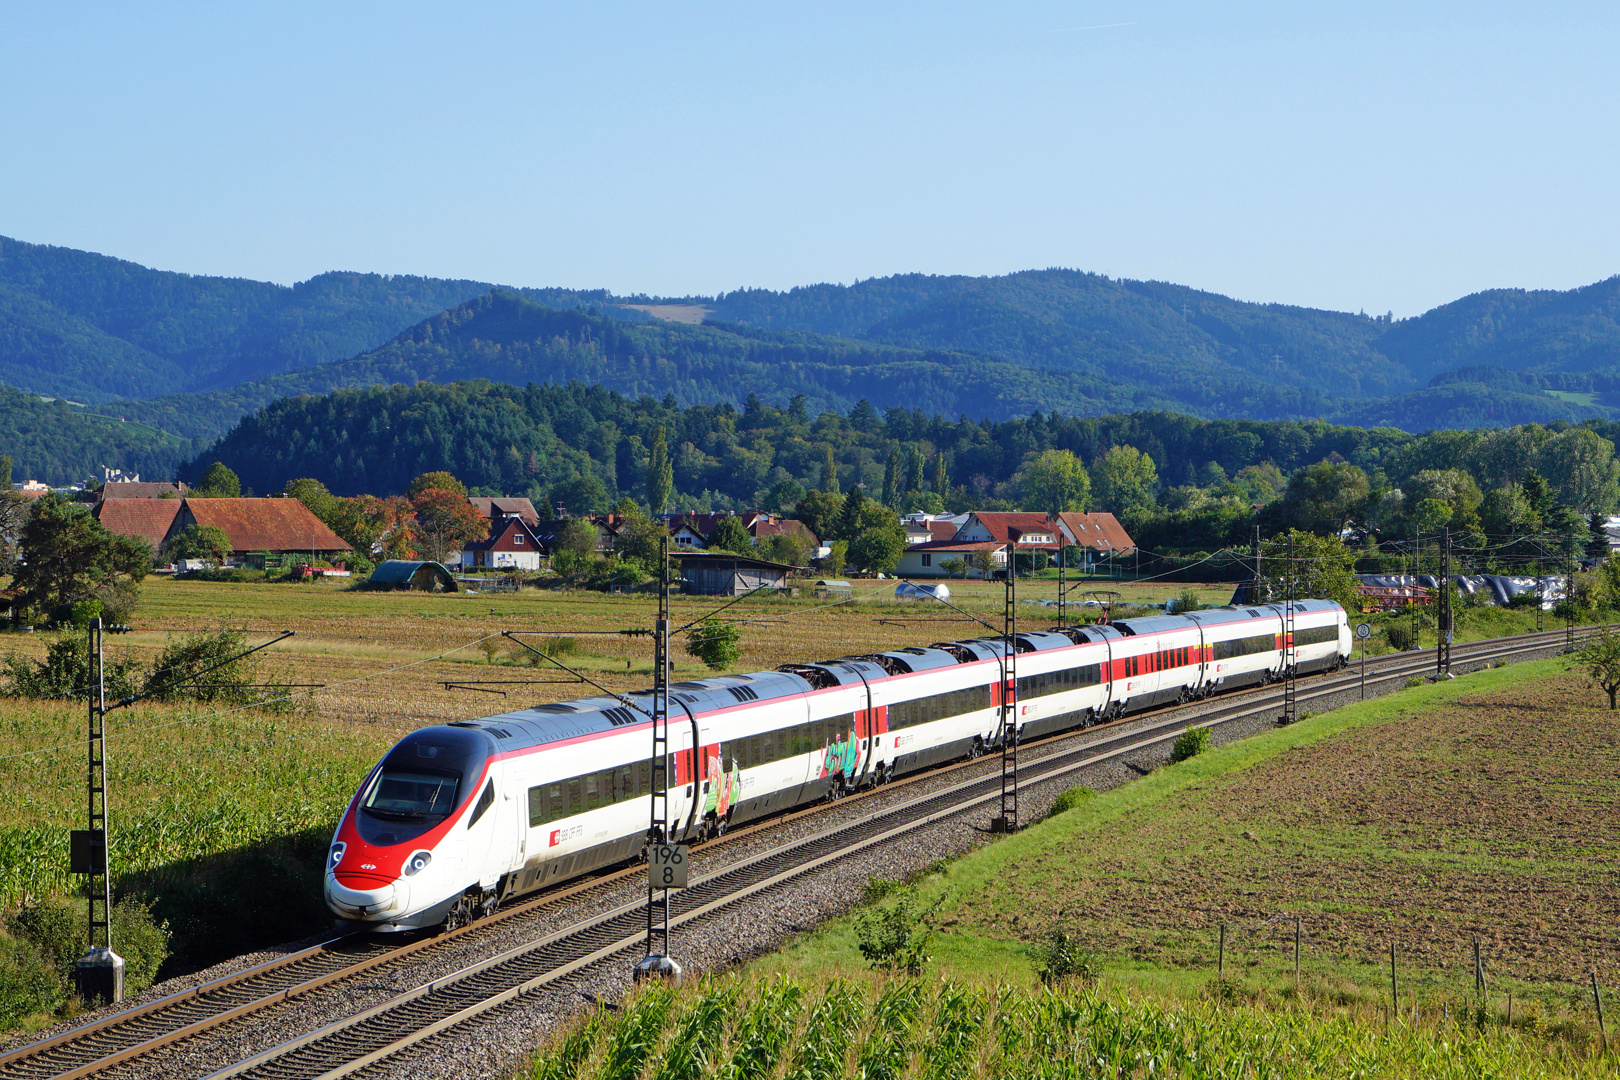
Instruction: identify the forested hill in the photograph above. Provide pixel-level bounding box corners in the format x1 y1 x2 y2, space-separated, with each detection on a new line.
99 290 1183 441
7 234 1620 446
0 235 492 402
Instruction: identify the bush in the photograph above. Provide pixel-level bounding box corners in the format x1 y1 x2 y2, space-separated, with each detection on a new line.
1384 623 1416 651
0 933 62 1027
2 634 142 701
341 553 375 578
1405 676 1425 689
860 876 903 905
1029 926 1102 987
5 895 169 1000
144 628 295 711
853 885 941 976
685 621 742 671
1492 658 1509 669
1167 589 1203 614
1044 785 1095 819
1170 727 1209 763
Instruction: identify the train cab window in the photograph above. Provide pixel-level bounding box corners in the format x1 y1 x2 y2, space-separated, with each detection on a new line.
364 770 459 821
467 779 496 829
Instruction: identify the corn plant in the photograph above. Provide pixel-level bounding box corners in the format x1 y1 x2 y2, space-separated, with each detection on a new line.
597 984 675 1080
853 980 922 1080
784 980 864 1080
651 979 736 1080
720 976 803 1080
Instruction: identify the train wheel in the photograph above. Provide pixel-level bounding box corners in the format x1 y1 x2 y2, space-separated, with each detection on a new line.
968 738 985 759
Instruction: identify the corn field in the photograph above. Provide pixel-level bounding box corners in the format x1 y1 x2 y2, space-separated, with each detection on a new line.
528 973 1616 1080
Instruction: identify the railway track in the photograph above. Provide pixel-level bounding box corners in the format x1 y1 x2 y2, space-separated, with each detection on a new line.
0 625 1581 1080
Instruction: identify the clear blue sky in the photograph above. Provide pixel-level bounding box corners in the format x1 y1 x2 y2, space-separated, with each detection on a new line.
3 2 1616 316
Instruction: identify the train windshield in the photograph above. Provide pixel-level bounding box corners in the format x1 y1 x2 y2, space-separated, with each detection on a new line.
363 770 460 820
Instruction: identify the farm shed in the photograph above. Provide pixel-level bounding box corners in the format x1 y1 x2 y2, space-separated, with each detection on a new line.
675 551 794 597
367 560 460 592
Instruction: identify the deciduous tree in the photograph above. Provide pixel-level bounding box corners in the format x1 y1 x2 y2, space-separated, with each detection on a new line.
706 515 754 554
1014 449 1091 515
645 426 673 513
1571 624 1620 709
192 462 241 498
408 487 487 562
13 494 151 623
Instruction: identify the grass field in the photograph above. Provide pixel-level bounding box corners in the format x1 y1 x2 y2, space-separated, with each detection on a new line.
759 659 1620 1050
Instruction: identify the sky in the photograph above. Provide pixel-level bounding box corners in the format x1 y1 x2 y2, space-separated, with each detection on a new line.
2 2 1617 317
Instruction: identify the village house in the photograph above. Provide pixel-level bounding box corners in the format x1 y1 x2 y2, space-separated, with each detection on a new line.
458 515 545 571
470 496 540 527
95 496 350 564
658 511 817 550
894 511 1135 579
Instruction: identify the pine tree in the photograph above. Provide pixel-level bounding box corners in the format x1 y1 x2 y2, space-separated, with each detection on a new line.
645 426 673 513
835 485 868 540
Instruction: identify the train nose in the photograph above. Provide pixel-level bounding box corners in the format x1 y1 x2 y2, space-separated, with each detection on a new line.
326 872 409 919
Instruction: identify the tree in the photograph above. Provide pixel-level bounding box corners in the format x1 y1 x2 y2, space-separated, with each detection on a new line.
645 426 674 513
192 462 241 498
822 446 840 495
12 494 151 623
1254 529 1359 612
906 445 926 495
932 451 948 495
940 556 968 579
328 494 413 559
612 515 669 571
1014 449 1091 515
555 518 598 561
1570 624 1620 709
408 471 468 499
685 620 741 670
1090 446 1158 517
1280 461 1369 535
762 478 805 516
706 515 754 554
0 489 31 574
408 487 488 562
164 524 233 567
882 451 900 507
970 546 999 578
794 489 844 541
849 522 906 574
549 474 610 516
757 530 813 567
1535 427 1620 512
833 486 869 541
828 539 848 578
284 477 337 521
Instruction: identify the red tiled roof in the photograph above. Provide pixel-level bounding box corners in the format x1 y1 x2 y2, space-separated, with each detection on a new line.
961 512 1063 543
181 498 349 553
1055 512 1135 552
98 481 186 500
751 517 818 546
470 497 540 526
94 499 182 551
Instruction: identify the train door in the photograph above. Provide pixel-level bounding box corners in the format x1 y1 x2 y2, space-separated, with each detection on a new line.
486 771 523 894
850 670 876 787
1098 639 1116 718
673 700 703 841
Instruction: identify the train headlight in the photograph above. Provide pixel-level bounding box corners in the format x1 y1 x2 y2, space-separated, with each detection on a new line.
403 850 433 876
328 842 346 870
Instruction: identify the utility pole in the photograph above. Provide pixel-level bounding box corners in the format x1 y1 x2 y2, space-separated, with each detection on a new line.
1280 536 1298 725
992 528 1020 833
1056 516 1066 625
71 617 121 1004
1251 525 1262 603
634 535 681 982
1410 529 1421 652
1535 537 1546 633
1436 528 1452 678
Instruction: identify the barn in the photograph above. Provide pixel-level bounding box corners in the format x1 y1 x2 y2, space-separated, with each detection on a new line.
675 551 794 596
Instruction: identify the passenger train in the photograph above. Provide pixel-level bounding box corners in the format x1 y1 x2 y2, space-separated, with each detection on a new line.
325 600 1351 931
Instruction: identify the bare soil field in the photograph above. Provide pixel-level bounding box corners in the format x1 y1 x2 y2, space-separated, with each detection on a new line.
941 664 1620 987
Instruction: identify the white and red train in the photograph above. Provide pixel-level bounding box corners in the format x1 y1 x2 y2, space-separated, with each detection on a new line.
325 600 1350 930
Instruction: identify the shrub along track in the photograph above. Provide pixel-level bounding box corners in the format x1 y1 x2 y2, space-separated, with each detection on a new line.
0 626 1581 1080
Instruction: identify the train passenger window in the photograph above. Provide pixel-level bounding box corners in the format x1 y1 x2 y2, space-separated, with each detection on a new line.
467 779 495 829
565 776 582 815
527 785 546 828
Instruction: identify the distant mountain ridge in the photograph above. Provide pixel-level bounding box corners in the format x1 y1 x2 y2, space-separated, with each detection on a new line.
3 235 1620 483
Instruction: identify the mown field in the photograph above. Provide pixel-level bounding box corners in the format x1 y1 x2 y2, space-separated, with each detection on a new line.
756 659 1620 1052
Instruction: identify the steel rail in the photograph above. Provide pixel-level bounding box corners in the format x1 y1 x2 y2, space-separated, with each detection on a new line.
3 624 1581 1080
201 628 1583 1080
